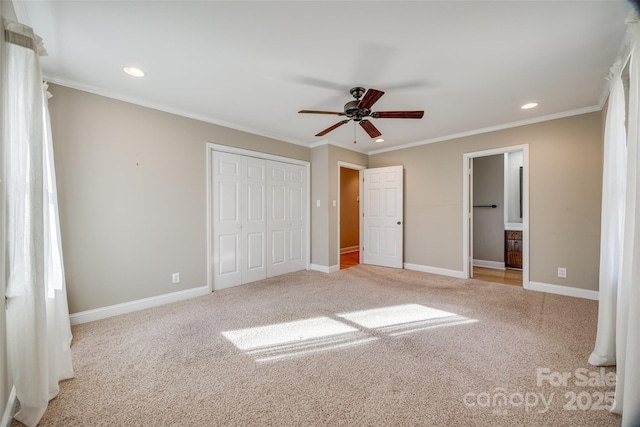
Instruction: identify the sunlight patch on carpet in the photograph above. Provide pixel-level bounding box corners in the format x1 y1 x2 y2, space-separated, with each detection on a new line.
222 317 378 362
223 305 477 362
337 304 477 336
338 303 456 328
386 317 478 336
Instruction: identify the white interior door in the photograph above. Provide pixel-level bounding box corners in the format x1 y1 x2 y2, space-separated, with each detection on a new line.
212 151 242 289
362 165 403 268
267 161 307 277
267 161 288 277
241 156 267 284
285 163 306 273
213 152 268 289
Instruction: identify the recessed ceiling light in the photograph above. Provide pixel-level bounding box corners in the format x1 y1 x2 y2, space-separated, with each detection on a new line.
376 138 384 143
521 102 538 110
123 67 145 77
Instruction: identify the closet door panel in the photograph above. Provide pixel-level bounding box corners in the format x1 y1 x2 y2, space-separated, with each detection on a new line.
286 164 307 273
267 161 289 278
212 152 242 289
271 230 286 265
241 157 267 284
245 232 264 269
218 235 239 275
267 161 307 276
289 229 303 263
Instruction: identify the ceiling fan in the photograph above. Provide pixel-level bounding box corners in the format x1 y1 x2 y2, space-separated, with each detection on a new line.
298 87 424 141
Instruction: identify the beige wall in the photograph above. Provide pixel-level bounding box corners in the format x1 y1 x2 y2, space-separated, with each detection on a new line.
49 84 310 313
310 145 329 266
369 112 604 291
310 144 367 268
473 154 504 263
340 168 360 249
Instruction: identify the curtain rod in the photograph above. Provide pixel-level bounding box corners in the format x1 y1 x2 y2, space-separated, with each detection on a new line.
4 29 36 52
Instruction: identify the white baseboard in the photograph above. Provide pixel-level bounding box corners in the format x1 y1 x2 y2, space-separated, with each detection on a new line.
309 264 340 273
527 281 599 301
404 263 466 279
213 281 247 291
1 386 16 427
340 246 359 254
473 259 506 270
69 286 210 325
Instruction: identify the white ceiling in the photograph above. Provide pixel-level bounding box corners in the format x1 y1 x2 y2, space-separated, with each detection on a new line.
15 0 633 154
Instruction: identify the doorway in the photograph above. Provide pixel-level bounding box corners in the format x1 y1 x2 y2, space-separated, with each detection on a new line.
338 163 405 270
338 162 364 270
463 145 529 289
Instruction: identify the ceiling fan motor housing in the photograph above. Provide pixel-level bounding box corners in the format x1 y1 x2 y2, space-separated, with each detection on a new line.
349 86 366 99
344 100 370 121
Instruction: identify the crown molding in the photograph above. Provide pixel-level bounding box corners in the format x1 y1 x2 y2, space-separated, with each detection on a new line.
47 76 604 157
367 105 602 155
309 139 330 148
308 138 370 155
43 76 312 149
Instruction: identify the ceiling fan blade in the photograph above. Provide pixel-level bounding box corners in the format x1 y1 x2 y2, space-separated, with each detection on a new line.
360 120 382 138
299 110 346 115
316 120 351 137
374 111 424 119
358 88 385 110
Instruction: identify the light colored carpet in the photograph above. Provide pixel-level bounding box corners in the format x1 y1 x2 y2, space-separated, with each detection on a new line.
24 265 619 426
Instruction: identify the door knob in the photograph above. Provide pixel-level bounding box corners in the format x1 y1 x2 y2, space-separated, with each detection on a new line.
397 221 402 225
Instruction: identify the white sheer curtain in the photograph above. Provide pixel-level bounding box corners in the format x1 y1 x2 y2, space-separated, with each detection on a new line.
615 14 640 425
589 64 627 367
590 11 640 427
4 20 74 427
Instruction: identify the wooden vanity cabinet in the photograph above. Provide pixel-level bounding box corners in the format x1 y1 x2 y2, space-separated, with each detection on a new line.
505 230 522 269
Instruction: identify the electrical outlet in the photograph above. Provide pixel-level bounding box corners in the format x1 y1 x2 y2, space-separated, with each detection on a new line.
557 268 567 279
172 272 180 284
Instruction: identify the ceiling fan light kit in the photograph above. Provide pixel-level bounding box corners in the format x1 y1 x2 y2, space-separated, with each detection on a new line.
298 87 424 143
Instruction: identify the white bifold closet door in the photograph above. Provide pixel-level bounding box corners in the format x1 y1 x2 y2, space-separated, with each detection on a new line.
266 160 307 277
212 152 267 289
212 151 307 290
